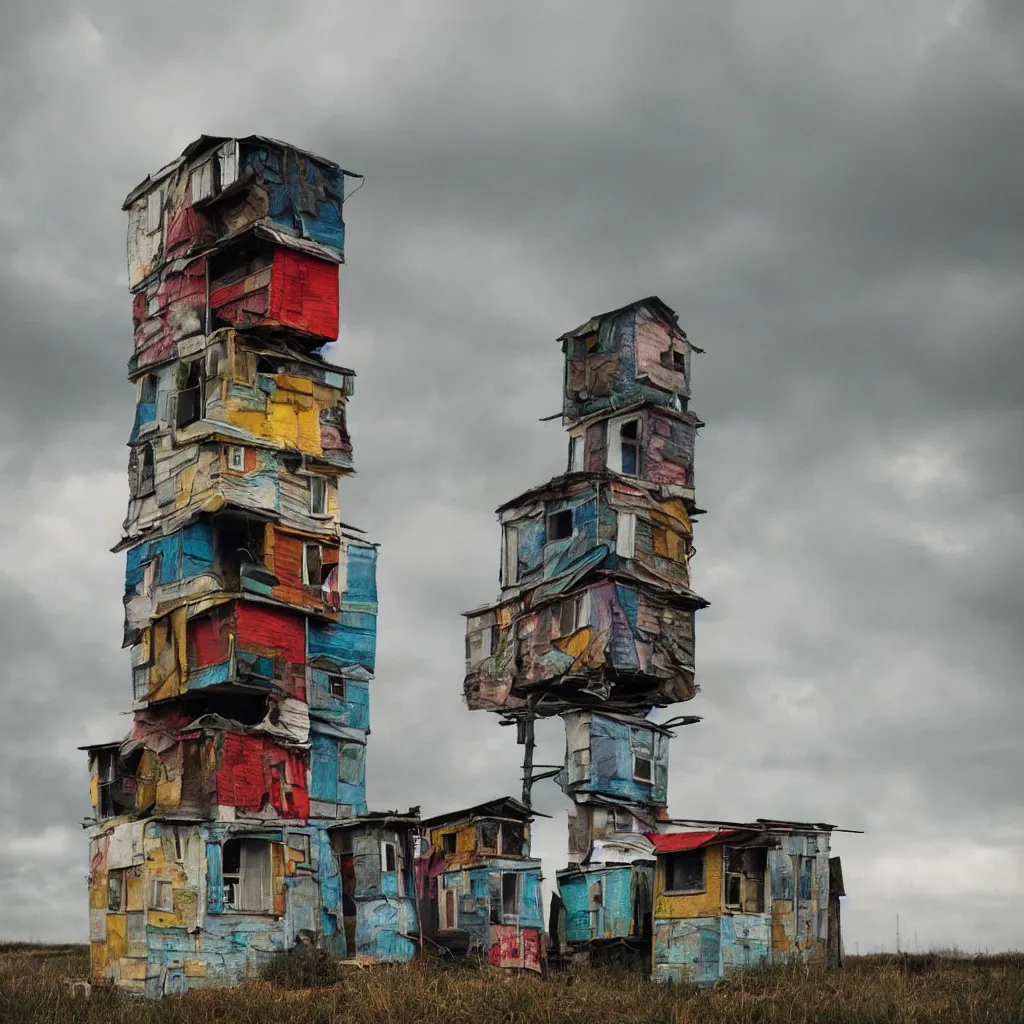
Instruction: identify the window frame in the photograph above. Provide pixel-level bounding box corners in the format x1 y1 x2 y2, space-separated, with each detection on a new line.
308 475 329 516
107 867 127 912
146 189 163 235
502 525 520 586
663 849 706 896
440 831 457 857
302 543 323 586
501 871 519 919
221 838 273 914
326 673 346 700
226 446 245 472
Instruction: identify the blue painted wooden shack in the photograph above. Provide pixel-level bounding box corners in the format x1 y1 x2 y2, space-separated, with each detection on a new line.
418 797 546 972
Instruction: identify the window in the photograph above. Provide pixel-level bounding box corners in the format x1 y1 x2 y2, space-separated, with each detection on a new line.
221 839 272 913
441 832 456 857
620 420 640 476
382 842 397 873
501 872 518 917
309 476 328 515
139 374 158 405
612 806 633 832
616 511 636 558
725 873 742 909
107 868 126 912
227 446 245 472
798 856 813 901
466 622 497 666
499 822 526 857
141 559 157 597
302 543 323 586
633 755 652 782
174 361 203 428
327 673 346 700
218 141 239 189
569 435 584 472
97 751 117 820
191 161 214 203
146 189 162 234
547 509 573 542
724 847 767 913
502 525 519 586
664 850 705 894
150 879 174 912
554 591 590 638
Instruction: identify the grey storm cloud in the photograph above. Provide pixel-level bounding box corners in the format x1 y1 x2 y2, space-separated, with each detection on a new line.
0 0 1021 950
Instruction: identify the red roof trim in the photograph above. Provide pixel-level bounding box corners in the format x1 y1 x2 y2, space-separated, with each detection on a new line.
644 829 741 853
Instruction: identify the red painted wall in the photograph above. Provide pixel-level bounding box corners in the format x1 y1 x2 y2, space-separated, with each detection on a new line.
208 248 338 340
234 601 306 665
214 732 309 819
269 249 339 340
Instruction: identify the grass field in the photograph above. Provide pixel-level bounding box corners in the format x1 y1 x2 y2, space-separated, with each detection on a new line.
2 943 1022 1023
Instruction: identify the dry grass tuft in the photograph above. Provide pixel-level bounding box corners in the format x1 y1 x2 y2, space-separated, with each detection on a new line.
2 943 1023 1023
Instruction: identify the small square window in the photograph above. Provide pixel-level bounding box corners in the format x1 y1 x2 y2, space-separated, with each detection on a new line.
150 879 174 912
672 349 686 373
227 446 245 472
327 674 346 700
664 850 705 894
309 476 328 515
441 832 456 856
612 807 633 832
548 509 573 541
633 756 652 783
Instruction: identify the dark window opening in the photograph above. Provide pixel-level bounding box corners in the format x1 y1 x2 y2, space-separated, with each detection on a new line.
633 756 652 783
107 867 126 912
134 444 155 498
479 821 500 853
502 872 518 917
441 832 456 857
725 873 742 909
309 476 328 515
500 822 525 857
256 355 278 376
383 843 397 873
620 420 640 476
217 515 266 589
303 544 323 586
327 674 346 699
175 361 203 428
672 349 686 373
724 847 767 913
140 374 158 404
547 509 573 542
664 850 705 894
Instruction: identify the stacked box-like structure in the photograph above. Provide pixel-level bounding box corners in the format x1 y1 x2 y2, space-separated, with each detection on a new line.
463 297 707 960
83 136 416 997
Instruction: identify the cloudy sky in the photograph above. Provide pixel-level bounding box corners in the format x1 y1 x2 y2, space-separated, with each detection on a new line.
0 0 1021 952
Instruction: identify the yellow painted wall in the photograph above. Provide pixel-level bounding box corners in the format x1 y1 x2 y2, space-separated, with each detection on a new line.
653 846 724 920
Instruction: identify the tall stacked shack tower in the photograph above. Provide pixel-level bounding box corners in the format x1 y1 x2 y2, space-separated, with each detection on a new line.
463 296 707 955
83 136 417 997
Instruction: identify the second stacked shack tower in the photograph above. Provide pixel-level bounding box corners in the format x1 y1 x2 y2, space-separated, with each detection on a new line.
463 296 706 954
